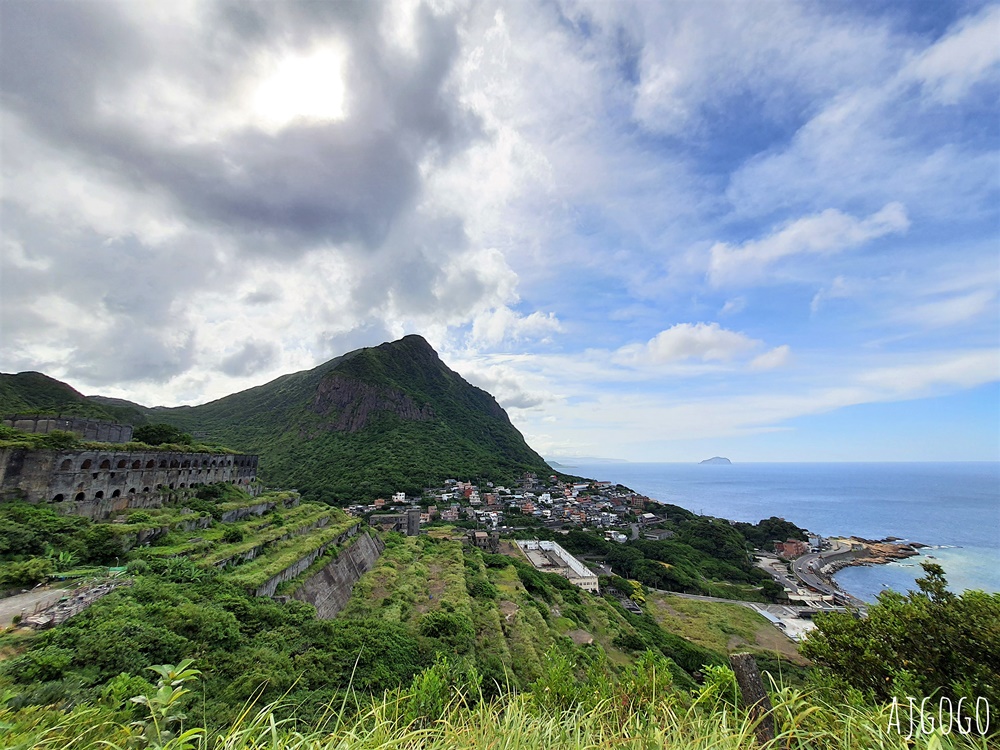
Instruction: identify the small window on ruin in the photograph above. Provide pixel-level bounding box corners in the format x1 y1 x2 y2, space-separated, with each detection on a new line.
168 483 174 489
95 491 105 499
170 460 180 468
182 460 190 468
75 492 85 502
117 459 127 469
112 489 121 498
60 459 72 471
142 487 150 493
100 460 111 470
146 460 155 468
132 460 141 469
179 483 186 488
81 459 93 470
159 460 168 468
128 487 136 494
52 493 65 502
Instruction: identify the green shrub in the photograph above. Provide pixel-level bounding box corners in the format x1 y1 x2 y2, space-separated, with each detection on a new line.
418 610 476 653
0 556 54 587
222 527 244 543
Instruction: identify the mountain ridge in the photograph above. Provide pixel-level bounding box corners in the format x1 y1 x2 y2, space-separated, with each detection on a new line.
1 335 551 502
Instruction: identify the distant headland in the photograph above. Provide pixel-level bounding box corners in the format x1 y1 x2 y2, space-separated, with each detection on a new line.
700 456 732 465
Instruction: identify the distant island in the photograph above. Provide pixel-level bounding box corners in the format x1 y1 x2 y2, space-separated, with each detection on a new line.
700 456 732 465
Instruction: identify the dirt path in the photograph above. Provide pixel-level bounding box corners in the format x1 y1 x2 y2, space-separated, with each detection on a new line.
0 584 75 626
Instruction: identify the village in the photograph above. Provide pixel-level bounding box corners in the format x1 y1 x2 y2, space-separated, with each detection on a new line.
346 472 680 545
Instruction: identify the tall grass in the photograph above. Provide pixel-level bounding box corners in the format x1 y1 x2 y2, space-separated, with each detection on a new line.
3 682 994 750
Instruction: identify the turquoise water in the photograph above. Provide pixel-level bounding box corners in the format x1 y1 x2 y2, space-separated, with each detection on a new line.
563 462 1000 602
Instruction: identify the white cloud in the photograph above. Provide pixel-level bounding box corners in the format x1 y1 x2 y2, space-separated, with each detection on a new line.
617 322 763 365
470 306 561 347
503 347 999 459
629 1 897 137
905 289 997 329
811 275 857 313
749 345 791 371
719 297 746 316
905 5 1000 105
709 203 909 286
858 350 1000 394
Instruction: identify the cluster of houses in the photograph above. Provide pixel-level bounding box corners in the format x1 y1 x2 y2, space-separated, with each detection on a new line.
346 473 671 538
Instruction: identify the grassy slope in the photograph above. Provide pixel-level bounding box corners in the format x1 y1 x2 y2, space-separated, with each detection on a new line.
646 592 807 665
6 689 991 750
335 534 786 690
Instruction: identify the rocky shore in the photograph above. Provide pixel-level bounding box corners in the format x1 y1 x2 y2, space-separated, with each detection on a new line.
826 537 922 575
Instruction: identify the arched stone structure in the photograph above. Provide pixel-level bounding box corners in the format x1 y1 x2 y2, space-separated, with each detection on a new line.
0 448 260 519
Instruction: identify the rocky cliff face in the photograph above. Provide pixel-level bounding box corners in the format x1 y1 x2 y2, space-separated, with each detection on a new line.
310 375 435 433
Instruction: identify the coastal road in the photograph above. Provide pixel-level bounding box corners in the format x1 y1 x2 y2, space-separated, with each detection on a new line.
791 540 851 596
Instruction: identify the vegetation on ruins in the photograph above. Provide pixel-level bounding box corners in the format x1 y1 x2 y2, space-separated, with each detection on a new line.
0 424 236 455
3 336 553 503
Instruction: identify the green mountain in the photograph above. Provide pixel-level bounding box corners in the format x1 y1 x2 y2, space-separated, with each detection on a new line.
4 336 550 502
0 371 146 424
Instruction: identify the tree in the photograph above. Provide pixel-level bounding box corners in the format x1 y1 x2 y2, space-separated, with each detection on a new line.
800 563 1000 703
133 423 193 446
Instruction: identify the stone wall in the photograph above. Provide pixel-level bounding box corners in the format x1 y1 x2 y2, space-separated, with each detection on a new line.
219 495 299 523
208 514 331 569
290 531 385 618
2 415 134 443
0 448 259 519
251 523 361 598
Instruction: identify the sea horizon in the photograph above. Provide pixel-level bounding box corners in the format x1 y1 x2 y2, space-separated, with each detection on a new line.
560 460 1000 602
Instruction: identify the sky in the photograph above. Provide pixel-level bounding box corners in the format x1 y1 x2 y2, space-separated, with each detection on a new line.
1 0 998 462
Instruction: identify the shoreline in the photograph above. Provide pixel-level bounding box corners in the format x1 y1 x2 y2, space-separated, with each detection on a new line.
823 536 923 574
819 537 929 604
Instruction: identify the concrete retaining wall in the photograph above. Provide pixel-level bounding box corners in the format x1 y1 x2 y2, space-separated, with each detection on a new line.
210 515 331 569
251 523 361 598
290 531 385 618
219 494 299 523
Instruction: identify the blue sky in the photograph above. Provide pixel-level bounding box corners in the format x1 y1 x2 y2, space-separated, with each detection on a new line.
1 0 997 461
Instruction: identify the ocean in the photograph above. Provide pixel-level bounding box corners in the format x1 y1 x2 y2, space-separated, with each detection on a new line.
561 461 1000 603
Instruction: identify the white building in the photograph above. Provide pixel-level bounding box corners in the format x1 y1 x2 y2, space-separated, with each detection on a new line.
515 539 600 593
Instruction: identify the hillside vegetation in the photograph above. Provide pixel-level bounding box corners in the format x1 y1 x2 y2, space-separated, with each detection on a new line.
0 372 145 425
3 336 552 503
1 499 996 748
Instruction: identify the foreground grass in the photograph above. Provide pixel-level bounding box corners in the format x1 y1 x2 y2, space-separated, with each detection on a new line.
3 685 994 750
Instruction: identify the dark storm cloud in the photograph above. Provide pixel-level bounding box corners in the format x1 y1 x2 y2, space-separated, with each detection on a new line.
0 0 484 387
219 340 279 377
242 289 280 306
68 323 198 386
0 202 218 383
0 0 479 255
